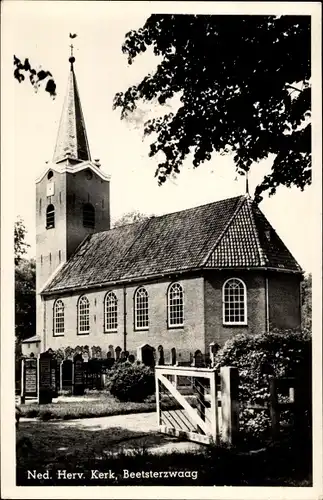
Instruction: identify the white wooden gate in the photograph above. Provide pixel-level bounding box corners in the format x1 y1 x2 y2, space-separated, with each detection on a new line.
155 365 239 445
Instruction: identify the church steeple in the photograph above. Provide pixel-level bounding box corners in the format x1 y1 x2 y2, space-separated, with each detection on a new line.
53 51 91 164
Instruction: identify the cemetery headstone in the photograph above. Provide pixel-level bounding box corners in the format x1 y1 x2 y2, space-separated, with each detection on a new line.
39 351 53 404
73 353 84 396
62 359 73 392
23 357 38 398
157 345 165 365
142 344 155 367
171 347 177 366
128 354 135 364
115 346 122 361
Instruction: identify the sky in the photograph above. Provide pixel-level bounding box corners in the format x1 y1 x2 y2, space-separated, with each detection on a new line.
2 1 322 273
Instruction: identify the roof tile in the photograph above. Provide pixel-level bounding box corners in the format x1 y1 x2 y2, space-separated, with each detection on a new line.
44 195 302 294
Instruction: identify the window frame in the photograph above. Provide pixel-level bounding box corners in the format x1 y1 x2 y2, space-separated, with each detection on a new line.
46 204 55 229
134 286 149 331
167 282 184 328
77 295 90 335
53 299 65 336
222 278 247 326
104 291 118 333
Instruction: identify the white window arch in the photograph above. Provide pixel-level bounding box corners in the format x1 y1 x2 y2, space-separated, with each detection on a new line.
78 295 90 334
53 299 64 335
167 282 184 327
104 291 118 332
134 287 149 330
223 278 247 325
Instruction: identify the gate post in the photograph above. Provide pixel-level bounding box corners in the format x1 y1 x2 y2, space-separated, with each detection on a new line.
220 366 239 445
209 369 219 444
155 369 161 427
20 357 25 403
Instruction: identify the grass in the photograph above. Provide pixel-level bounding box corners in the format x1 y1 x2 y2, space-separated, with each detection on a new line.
19 390 184 421
19 392 162 420
16 419 312 486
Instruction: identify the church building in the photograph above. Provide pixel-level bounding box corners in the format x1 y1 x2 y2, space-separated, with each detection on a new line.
23 54 303 361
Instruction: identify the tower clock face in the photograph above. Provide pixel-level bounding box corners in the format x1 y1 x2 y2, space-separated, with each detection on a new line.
47 182 55 197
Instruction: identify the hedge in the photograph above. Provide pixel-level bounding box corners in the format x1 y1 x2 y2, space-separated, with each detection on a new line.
214 329 311 441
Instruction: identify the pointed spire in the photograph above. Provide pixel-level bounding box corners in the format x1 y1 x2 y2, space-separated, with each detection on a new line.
53 52 91 164
245 170 249 196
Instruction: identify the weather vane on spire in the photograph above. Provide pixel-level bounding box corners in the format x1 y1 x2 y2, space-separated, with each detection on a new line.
69 33 77 68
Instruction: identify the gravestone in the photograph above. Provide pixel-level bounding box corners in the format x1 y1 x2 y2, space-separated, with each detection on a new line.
128 354 135 364
137 344 155 367
170 347 177 366
39 351 53 404
51 358 59 397
73 353 84 396
193 349 204 367
62 359 73 392
157 345 165 365
23 358 38 398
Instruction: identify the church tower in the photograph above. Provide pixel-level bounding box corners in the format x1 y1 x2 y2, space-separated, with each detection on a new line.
36 52 110 341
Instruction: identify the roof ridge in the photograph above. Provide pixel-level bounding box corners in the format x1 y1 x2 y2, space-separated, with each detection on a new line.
94 195 246 237
245 198 268 266
200 195 247 266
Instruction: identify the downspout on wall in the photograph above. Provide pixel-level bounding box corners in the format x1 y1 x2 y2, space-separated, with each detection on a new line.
43 297 47 352
123 286 127 352
265 276 269 333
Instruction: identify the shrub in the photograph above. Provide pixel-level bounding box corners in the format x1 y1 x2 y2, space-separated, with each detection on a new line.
39 410 53 421
215 329 311 441
107 362 155 402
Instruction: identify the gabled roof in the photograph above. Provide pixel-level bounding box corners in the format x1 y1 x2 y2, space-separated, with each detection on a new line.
21 335 41 344
43 195 302 295
53 59 91 163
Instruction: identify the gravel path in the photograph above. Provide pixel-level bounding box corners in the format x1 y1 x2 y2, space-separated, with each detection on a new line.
20 411 206 455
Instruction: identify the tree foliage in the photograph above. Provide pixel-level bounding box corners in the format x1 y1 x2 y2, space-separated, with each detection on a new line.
15 218 36 341
13 55 56 98
301 273 312 329
114 15 311 202
15 258 36 342
15 218 30 265
113 210 151 228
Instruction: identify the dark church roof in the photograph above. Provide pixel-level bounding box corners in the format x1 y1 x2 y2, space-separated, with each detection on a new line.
43 195 302 295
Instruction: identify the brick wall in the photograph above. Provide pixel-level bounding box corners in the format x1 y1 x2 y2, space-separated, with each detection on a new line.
268 272 302 330
204 271 267 347
43 275 205 361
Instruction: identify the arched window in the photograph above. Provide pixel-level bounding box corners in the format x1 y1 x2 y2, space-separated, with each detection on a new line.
223 278 247 325
134 287 149 330
78 295 90 334
53 299 64 335
167 283 184 327
83 203 95 229
104 291 118 332
46 204 55 229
